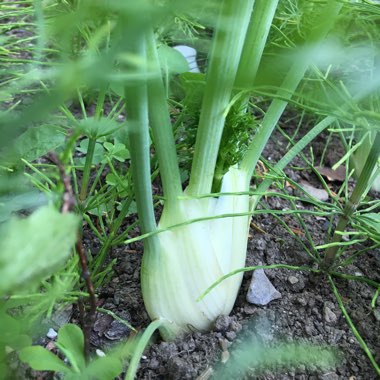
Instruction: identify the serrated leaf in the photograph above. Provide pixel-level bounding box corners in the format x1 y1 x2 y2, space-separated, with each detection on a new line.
56 324 86 372
77 117 120 139
103 142 130 162
105 173 119 186
19 346 71 373
0 206 79 294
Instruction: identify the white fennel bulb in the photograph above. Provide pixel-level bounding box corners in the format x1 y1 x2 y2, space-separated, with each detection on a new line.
141 166 251 340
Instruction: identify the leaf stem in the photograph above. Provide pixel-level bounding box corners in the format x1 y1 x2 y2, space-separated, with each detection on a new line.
187 0 255 196
79 137 96 202
123 32 157 238
323 132 380 268
240 1 343 178
328 275 380 376
146 30 183 209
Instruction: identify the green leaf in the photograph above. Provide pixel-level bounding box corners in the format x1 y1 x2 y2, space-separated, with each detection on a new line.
0 310 32 350
0 191 47 223
56 324 86 372
103 141 130 162
19 346 71 373
83 356 123 380
0 206 79 293
1 125 66 166
78 117 120 139
76 139 105 166
157 45 189 75
361 213 380 226
359 213 380 237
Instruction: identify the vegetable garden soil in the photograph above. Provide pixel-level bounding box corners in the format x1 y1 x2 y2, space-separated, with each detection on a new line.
80 127 379 380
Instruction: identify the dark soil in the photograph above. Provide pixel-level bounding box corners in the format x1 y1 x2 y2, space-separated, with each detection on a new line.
82 127 380 380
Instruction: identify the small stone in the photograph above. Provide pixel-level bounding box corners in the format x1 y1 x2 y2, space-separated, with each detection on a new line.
246 269 281 306
96 349 106 357
323 306 337 324
373 308 380 322
299 181 329 201
46 328 58 339
288 275 299 285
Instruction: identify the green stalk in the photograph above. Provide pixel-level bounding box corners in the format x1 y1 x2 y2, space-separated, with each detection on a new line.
328 275 380 376
123 31 157 239
323 132 380 268
124 319 165 380
234 0 279 98
145 30 183 210
92 196 134 274
79 87 106 202
240 1 343 178
187 0 255 196
211 0 279 192
79 137 96 202
252 115 337 209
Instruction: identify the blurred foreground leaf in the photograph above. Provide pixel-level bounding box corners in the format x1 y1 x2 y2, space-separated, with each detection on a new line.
1 124 66 166
0 206 79 294
212 341 339 379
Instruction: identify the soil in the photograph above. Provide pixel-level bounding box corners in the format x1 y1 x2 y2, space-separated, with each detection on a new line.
81 126 380 380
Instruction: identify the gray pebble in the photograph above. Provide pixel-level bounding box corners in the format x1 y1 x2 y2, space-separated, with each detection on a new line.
46 328 58 339
246 269 282 305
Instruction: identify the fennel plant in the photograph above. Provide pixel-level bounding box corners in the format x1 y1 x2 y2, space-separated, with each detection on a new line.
121 0 343 340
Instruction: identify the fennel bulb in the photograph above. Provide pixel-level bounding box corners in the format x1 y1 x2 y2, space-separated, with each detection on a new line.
141 166 250 340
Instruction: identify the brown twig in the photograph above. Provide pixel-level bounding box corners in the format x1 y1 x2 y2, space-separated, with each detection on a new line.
76 239 97 360
48 152 97 362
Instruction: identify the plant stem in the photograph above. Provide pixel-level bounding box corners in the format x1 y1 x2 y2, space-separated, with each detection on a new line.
187 0 255 196
123 28 157 238
328 275 380 376
79 137 96 202
240 1 343 178
323 132 380 268
92 196 134 274
252 115 337 209
79 87 106 202
145 30 183 210
125 319 165 380
234 0 279 99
